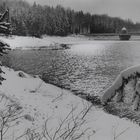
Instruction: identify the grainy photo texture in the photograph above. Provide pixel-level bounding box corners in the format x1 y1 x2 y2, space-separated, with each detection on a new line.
0 0 140 140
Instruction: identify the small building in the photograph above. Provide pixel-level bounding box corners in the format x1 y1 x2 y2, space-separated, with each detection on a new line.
121 27 127 34
119 27 131 40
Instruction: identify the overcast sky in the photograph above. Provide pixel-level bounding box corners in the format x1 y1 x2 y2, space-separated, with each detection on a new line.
27 0 140 22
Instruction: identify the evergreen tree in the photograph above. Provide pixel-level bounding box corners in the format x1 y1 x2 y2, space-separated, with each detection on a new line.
0 9 11 84
1 0 140 36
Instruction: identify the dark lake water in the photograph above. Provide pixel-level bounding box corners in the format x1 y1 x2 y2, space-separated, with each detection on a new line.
2 41 140 96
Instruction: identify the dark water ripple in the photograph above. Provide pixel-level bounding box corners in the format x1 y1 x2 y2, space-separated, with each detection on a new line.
2 41 140 97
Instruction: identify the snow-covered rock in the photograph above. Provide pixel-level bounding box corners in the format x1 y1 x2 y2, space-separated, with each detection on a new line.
102 65 140 104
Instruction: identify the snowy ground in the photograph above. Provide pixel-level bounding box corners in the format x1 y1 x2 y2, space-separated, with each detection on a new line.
0 35 93 50
0 35 140 139
0 66 140 140
0 35 127 50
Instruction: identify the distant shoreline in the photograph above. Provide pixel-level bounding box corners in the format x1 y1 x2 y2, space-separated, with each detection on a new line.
1 35 140 51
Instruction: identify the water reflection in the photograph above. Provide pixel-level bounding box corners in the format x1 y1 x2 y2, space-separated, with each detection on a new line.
2 41 140 96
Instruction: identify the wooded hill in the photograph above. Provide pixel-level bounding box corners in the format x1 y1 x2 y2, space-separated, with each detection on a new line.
0 0 140 37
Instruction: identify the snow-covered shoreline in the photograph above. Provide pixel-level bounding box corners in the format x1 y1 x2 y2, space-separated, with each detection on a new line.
0 35 140 139
0 35 133 50
0 35 92 50
0 66 140 140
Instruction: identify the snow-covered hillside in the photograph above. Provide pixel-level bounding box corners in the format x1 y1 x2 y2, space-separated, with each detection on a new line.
0 66 140 140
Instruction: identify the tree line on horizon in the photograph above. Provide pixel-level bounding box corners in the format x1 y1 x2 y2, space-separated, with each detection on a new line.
0 0 140 37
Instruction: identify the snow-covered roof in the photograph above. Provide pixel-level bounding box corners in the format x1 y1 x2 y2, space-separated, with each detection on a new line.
122 27 127 31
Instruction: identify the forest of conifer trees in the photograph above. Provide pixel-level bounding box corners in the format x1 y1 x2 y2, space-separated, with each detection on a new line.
0 0 140 37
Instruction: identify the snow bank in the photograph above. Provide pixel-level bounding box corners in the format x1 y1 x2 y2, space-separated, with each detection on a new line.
0 36 54 49
102 65 140 104
0 67 140 139
0 35 91 50
0 35 121 50
1 35 139 50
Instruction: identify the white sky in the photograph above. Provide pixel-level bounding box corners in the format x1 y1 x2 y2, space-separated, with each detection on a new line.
26 0 140 22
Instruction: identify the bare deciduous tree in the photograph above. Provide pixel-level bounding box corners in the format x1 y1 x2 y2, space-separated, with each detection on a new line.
0 94 22 140
42 104 95 140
